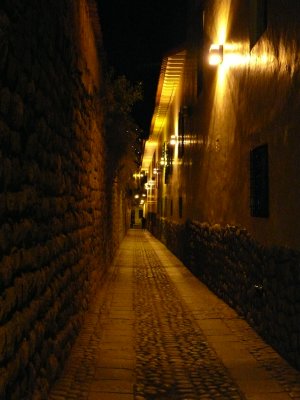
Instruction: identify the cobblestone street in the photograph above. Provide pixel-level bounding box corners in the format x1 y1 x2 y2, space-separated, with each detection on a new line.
49 230 300 400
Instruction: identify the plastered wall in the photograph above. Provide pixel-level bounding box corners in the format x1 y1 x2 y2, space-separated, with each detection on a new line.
165 0 300 250
149 0 300 372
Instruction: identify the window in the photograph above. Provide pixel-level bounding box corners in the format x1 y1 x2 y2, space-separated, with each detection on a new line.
250 144 269 217
249 0 268 49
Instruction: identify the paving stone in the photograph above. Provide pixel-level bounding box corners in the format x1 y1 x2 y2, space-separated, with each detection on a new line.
49 230 300 400
247 394 293 400
96 356 135 369
88 394 133 400
94 368 134 381
89 379 133 393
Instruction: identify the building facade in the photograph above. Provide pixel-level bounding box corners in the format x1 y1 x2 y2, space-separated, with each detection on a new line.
142 0 300 369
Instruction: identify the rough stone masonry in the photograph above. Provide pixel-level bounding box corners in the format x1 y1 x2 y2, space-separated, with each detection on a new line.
0 1 125 398
153 217 300 372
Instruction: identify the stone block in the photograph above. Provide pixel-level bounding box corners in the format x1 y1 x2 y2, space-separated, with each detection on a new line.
8 94 24 130
0 368 8 398
5 52 18 88
0 0 118 397
0 87 11 115
10 130 21 154
0 222 12 252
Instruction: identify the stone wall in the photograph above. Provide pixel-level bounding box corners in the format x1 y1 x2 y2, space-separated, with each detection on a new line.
0 1 125 398
154 218 300 370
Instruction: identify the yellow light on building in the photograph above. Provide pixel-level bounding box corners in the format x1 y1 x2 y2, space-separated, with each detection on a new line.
142 51 186 172
170 135 177 145
208 44 224 65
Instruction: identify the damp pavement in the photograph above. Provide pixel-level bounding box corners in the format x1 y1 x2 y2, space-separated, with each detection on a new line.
49 229 300 400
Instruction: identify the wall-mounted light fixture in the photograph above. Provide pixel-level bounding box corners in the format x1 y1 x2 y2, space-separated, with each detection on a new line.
208 44 223 65
145 179 155 190
160 142 167 166
170 135 177 146
160 156 166 166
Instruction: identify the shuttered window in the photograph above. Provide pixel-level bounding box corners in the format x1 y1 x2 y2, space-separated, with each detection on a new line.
250 144 269 218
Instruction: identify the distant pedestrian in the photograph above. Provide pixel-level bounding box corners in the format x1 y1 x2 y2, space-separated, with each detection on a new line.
141 216 146 230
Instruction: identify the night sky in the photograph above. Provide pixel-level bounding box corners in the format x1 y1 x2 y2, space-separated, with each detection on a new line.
96 0 187 134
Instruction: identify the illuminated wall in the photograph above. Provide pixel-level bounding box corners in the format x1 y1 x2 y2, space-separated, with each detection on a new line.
164 0 300 250
142 51 186 222
143 0 300 369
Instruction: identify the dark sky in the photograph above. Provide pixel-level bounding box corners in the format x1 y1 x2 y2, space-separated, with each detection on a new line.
96 0 187 134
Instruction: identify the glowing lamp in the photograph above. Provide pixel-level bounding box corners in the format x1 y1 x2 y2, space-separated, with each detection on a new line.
170 135 177 145
208 44 223 65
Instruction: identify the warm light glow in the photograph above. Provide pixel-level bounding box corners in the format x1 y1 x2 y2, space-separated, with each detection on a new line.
170 135 177 145
142 141 158 172
134 194 139 199
142 51 186 172
145 180 155 190
220 42 275 69
211 41 276 100
208 44 223 65
213 1 231 44
133 172 144 179
218 26 227 45
209 54 223 65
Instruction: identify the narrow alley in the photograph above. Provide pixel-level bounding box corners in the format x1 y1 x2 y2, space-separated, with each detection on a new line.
2 2 300 399
49 230 300 400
